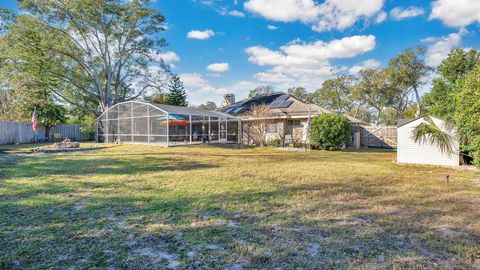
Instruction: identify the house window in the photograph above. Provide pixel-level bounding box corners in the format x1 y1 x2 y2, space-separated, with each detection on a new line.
266 123 277 133
287 120 303 128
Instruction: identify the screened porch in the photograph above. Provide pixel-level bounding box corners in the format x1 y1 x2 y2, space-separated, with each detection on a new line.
96 101 240 146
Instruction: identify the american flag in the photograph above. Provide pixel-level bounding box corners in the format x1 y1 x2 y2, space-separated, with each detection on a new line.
32 108 38 132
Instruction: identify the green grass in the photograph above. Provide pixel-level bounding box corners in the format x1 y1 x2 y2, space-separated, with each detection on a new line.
0 144 479 269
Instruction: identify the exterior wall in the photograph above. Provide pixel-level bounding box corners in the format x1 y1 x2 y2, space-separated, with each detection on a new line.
397 117 459 166
241 118 309 145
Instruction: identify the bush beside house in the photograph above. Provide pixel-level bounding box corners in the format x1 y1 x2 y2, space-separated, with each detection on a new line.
310 114 351 150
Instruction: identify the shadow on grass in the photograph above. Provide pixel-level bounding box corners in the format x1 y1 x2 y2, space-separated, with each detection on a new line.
1 149 479 269
0 154 218 180
1 174 479 269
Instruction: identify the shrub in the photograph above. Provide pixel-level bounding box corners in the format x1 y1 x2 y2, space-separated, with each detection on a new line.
455 66 480 167
310 114 351 150
266 138 282 147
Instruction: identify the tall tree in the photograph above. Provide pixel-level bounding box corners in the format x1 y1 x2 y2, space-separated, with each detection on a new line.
310 75 353 113
248 85 273 98
353 69 397 125
144 92 168 104
287 87 308 102
423 48 480 121
165 75 188 106
0 0 169 114
388 47 430 118
196 101 217 111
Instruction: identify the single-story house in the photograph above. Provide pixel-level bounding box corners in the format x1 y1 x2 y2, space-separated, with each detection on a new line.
219 92 368 146
397 116 460 167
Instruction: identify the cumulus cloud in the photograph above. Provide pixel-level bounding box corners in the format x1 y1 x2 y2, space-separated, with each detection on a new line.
246 35 376 89
390 6 424 20
186 29 215 39
423 30 466 67
430 0 480 27
150 51 180 64
313 0 385 32
244 0 318 22
348 59 381 74
267 25 279 30
179 72 261 105
206 62 230 72
228 10 245 17
244 0 385 32
374 11 387 24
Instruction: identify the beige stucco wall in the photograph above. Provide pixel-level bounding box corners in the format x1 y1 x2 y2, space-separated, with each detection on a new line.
243 118 310 145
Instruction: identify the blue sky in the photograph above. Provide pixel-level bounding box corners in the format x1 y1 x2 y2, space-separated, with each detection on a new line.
1 0 479 105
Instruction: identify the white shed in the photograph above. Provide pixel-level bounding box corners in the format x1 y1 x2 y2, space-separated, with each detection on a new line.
397 116 459 167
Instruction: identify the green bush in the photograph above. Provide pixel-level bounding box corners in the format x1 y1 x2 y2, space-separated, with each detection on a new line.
310 114 351 150
455 66 480 167
266 138 282 147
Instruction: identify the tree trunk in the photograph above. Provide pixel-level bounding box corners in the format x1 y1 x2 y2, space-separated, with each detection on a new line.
413 86 422 118
44 125 50 142
375 109 382 126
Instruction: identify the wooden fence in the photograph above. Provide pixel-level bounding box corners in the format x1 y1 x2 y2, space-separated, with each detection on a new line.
0 122 93 145
353 125 397 149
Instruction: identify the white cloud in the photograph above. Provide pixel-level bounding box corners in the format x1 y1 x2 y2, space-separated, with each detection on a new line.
246 35 376 89
267 25 279 30
374 11 387 24
179 72 261 105
313 0 385 32
244 0 385 32
150 51 180 64
228 10 245 17
244 0 318 23
424 30 465 67
390 6 424 20
348 59 381 74
430 0 480 27
206 62 230 72
186 29 215 39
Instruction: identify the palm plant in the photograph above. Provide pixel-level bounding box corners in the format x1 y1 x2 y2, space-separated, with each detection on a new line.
411 116 457 155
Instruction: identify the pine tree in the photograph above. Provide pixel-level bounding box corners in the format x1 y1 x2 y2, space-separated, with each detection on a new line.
165 75 188 106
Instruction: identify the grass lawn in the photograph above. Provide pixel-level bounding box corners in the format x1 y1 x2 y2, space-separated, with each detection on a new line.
0 144 479 269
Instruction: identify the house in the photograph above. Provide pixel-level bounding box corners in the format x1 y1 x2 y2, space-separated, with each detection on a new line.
397 116 460 167
219 92 367 145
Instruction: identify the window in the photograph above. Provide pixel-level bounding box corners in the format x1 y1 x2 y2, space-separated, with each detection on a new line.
266 123 277 133
288 120 302 127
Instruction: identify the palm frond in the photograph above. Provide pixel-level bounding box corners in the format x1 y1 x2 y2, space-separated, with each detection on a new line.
411 116 455 155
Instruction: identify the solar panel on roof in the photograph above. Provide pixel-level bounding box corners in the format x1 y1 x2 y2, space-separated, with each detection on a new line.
232 107 244 114
269 101 281 107
270 100 293 108
275 95 289 102
225 108 234 113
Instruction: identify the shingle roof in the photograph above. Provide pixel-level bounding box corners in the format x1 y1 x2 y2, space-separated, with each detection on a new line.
220 92 287 116
219 92 368 125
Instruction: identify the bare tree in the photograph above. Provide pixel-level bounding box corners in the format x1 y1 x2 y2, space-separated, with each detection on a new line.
245 103 275 146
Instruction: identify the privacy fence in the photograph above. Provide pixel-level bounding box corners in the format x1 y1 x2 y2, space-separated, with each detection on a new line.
353 125 398 149
0 122 93 145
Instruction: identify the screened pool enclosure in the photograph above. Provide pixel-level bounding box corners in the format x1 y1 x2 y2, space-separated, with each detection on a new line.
97 101 240 146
